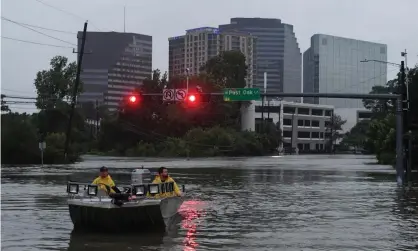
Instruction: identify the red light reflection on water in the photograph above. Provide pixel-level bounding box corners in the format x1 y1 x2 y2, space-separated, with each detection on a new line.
178 200 207 251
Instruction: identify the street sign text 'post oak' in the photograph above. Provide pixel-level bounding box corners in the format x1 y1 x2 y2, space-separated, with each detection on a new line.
223 88 261 101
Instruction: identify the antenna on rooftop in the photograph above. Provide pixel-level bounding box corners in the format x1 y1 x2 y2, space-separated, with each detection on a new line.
123 6 126 33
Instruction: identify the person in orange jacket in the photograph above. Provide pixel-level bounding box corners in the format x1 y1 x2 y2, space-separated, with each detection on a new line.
151 166 182 197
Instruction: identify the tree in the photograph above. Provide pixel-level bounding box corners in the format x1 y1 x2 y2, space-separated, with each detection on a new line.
34 56 81 110
1 94 10 113
325 114 346 152
340 120 371 150
362 80 396 116
200 51 248 89
360 65 418 166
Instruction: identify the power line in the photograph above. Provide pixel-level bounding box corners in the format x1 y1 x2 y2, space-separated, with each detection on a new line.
1 20 76 34
1 16 76 46
1 36 74 49
1 88 37 94
34 0 103 31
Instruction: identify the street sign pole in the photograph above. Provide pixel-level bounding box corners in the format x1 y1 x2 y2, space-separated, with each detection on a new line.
39 142 46 167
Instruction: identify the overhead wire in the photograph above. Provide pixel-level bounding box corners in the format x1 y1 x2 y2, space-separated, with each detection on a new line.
1 16 76 46
0 20 76 34
34 0 103 31
1 36 74 49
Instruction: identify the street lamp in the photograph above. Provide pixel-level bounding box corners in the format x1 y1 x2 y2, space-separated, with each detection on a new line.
185 68 190 92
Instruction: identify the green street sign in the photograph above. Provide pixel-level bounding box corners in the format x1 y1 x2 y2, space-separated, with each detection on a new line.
223 88 261 101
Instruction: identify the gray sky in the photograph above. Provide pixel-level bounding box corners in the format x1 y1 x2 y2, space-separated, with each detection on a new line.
1 0 417 113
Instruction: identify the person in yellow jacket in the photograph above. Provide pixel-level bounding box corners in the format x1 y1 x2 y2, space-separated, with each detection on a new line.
150 167 182 198
92 166 121 194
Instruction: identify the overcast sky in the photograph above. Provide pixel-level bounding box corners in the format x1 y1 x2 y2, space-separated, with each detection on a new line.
1 0 417 113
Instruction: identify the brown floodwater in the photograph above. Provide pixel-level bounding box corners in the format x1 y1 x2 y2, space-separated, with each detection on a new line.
1 155 418 250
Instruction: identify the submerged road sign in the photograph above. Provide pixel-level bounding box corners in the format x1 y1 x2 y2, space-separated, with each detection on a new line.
223 88 261 101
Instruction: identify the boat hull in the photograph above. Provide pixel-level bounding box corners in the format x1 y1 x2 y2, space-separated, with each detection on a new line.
68 196 183 232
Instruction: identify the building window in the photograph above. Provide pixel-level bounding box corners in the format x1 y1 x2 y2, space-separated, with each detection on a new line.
298 131 310 138
298 120 304 126
320 132 324 139
304 143 310 150
283 107 295 114
298 108 309 115
325 110 332 116
283 119 292 126
297 143 303 150
311 109 323 116
304 120 311 127
283 131 292 137
312 120 320 127
311 132 320 138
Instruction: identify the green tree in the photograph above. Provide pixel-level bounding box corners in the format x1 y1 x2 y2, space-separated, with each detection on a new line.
34 56 81 110
200 50 248 89
1 94 10 113
1 113 39 164
340 120 371 150
325 114 346 152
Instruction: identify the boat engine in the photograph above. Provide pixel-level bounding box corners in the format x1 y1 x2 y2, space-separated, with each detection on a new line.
131 168 152 185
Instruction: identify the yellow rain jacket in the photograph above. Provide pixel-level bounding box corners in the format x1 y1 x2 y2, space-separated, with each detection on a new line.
149 175 181 198
92 175 116 194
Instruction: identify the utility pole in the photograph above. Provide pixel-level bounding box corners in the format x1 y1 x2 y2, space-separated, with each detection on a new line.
290 110 295 155
96 99 99 138
400 61 410 184
64 21 88 161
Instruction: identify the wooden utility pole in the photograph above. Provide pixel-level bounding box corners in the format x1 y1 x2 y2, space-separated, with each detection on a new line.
64 21 88 161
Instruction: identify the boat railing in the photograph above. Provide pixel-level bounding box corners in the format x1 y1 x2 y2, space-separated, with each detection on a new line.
66 181 183 200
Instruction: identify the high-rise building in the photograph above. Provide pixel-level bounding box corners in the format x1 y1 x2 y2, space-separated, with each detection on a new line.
168 27 255 87
219 18 302 101
77 31 152 111
303 34 387 108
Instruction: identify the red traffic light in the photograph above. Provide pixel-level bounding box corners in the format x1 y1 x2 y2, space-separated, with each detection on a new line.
188 94 196 102
129 95 137 103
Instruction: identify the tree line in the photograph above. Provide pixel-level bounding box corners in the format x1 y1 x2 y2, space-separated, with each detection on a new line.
341 64 418 167
1 52 283 164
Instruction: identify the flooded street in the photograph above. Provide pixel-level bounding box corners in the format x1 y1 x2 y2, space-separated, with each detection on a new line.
1 154 418 250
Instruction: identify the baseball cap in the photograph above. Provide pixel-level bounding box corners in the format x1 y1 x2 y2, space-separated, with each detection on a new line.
99 166 108 172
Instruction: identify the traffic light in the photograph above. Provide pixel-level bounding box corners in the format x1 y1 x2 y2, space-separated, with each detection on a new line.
129 95 137 103
185 93 199 107
188 94 196 102
125 93 141 107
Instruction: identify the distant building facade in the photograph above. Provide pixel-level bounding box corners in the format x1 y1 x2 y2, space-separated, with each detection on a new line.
254 100 334 151
168 27 255 87
219 18 302 101
303 34 387 108
77 31 152 111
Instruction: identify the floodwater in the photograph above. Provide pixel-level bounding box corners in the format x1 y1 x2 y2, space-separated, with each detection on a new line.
1 154 418 251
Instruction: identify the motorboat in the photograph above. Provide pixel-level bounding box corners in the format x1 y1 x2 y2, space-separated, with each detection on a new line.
66 168 185 232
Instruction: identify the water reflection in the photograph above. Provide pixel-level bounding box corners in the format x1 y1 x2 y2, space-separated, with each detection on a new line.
67 231 166 251
179 200 207 251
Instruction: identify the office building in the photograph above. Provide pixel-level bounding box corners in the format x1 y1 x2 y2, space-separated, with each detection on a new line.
219 18 302 101
303 34 387 108
168 27 255 87
77 31 152 111
254 100 334 152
